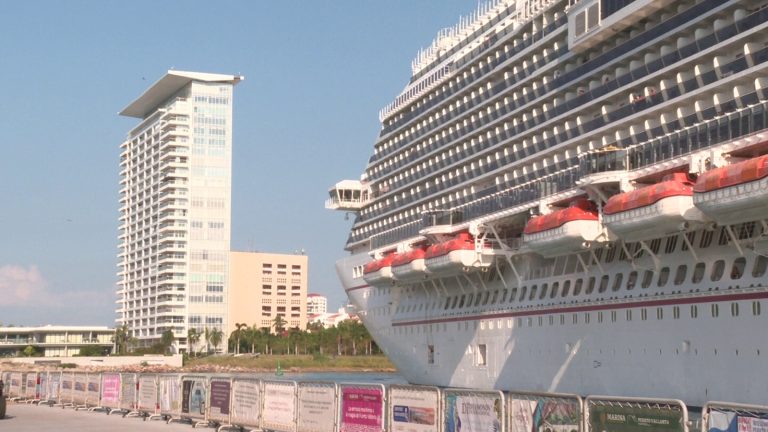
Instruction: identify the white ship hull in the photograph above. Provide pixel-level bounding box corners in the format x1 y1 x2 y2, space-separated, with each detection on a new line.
337 228 768 407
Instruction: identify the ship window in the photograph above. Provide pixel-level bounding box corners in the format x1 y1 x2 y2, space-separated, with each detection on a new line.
731 302 739 316
711 303 719 317
731 257 746 280
529 285 538 301
605 247 616 263
682 232 695 251
597 312 604 323
586 277 596 294
657 307 664 320
657 267 670 287
458 295 466 308
650 239 661 254
427 345 435 364
598 275 609 293
482 292 490 305
519 286 528 301
574 279 583 296
584 312 591 324
540 317 545 326
626 271 638 290
626 310 632 321
700 230 714 248
673 306 680 319
612 273 623 292
551 282 560 299
665 235 678 254
466 293 474 306
451 297 459 309
674 265 687 285
753 301 761 316
711 260 725 282
539 283 549 300
753 256 768 278
560 314 566 325
500 289 508 303
491 290 499 304
718 227 729 246
444 298 451 309
509 288 518 302
562 280 571 297
573 313 578 324
641 309 648 320
692 262 706 283
475 293 483 307
476 344 487 366
641 270 653 289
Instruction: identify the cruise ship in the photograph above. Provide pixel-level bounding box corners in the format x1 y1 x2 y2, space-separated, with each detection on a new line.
327 0 768 406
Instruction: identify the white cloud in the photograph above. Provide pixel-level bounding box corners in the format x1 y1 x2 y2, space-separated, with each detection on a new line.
0 265 47 306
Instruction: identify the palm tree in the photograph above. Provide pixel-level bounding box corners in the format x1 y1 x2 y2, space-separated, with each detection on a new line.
272 315 287 335
113 323 131 355
204 327 211 354
232 323 248 354
187 328 201 356
209 328 224 353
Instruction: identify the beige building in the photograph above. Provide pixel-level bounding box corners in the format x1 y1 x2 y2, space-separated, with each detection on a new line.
229 251 309 333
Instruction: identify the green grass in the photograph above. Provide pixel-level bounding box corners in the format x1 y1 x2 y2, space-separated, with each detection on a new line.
184 354 395 372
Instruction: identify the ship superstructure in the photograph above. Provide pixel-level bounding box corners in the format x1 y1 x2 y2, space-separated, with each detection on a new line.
328 0 768 406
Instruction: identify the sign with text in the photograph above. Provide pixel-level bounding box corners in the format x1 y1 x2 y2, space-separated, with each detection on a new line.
137 374 159 415
263 380 298 432
340 384 385 432
298 382 337 432
100 373 121 409
231 378 261 428
588 403 684 432
209 377 232 423
508 393 581 432
120 373 137 411
444 390 504 432
390 385 440 432
181 375 207 419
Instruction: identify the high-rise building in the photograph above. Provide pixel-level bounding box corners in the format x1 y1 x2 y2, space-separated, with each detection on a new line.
306 293 327 315
229 251 309 334
116 71 243 351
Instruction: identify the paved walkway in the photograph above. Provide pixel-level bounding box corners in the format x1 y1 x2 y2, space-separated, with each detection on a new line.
1 402 219 431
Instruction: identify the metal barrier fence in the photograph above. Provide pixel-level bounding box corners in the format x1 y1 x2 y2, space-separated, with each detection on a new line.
2 369 767 432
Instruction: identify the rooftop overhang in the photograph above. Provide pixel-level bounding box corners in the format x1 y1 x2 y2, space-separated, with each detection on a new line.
120 70 245 118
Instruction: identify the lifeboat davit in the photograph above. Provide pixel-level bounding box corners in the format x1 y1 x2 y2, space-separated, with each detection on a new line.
603 173 707 241
693 154 768 225
362 254 395 287
523 199 602 256
391 247 429 282
424 232 478 275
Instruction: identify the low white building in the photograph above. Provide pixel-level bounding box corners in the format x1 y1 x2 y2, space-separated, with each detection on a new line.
307 305 358 329
306 293 328 315
0 326 114 357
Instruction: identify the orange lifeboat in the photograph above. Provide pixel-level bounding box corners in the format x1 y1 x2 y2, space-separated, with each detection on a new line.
391 247 429 282
362 254 395 286
523 199 602 256
603 173 706 241
424 232 478 274
693 154 768 224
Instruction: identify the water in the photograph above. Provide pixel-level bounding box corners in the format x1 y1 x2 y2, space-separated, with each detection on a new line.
238 371 407 385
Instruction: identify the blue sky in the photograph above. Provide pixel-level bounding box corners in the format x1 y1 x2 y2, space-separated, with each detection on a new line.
0 1 475 326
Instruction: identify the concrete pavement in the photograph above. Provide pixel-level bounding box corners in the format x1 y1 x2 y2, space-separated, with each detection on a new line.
1 402 222 431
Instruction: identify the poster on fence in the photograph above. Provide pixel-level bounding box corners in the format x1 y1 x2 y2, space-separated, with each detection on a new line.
209 378 232 421
87 374 101 405
60 373 73 402
39 373 49 401
121 374 137 410
231 379 261 427
138 375 158 413
737 416 768 432
47 372 61 402
509 396 580 432
101 373 121 408
263 380 297 432
444 392 502 432
9 373 23 398
589 403 684 432
298 382 337 432
181 376 207 418
73 373 88 404
390 386 439 432
159 375 182 415
26 373 38 398
340 385 385 432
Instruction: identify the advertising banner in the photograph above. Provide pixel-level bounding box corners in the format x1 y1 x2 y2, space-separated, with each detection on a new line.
181 375 207 419
339 384 385 432
159 374 182 417
444 391 504 432
60 372 74 405
209 377 232 423
120 373 137 412
298 382 337 432
86 373 101 407
737 416 768 432
390 385 440 432
100 373 121 409
8 372 23 399
46 372 61 403
39 372 49 401
588 404 684 432
25 372 39 399
73 372 88 405
137 374 159 415
231 378 261 428
508 394 580 432
263 380 298 432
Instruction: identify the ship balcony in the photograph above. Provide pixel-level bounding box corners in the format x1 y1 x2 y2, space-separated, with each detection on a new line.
326 180 371 211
